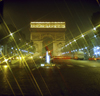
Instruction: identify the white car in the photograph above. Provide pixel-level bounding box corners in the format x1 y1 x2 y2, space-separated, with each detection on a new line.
73 51 84 60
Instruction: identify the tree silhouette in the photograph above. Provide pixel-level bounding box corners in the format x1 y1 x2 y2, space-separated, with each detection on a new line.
91 11 100 36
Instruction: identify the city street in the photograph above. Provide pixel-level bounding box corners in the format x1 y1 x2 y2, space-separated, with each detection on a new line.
0 0 100 96
0 59 100 96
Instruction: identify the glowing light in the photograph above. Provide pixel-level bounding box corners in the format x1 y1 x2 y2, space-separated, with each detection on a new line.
4 59 8 63
81 48 83 50
52 64 55 66
74 39 76 42
93 27 96 31
26 43 28 45
94 35 96 37
97 47 100 49
30 22 66 28
10 33 13 36
16 57 19 59
70 42 71 44
41 64 44 66
46 51 50 64
39 56 42 58
82 34 84 37
48 51 51 53
95 53 97 55
4 65 8 68
11 47 13 49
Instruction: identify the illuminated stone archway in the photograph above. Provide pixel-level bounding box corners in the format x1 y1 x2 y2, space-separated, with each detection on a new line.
30 22 66 56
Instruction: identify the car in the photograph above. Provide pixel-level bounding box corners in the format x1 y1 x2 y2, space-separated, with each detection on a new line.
88 56 97 61
73 51 84 60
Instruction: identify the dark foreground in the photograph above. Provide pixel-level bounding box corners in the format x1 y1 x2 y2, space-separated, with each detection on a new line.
0 59 100 96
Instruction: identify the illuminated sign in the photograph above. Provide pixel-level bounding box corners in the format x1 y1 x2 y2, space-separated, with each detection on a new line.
30 22 65 28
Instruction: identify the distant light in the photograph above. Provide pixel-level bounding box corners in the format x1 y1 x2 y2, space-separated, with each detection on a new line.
85 47 87 49
10 33 13 36
81 48 83 50
65 45 67 47
93 27 96 31
26 43 28 45
4 59 8 63
82 34 84 37
30 22 66 28
70 42 71 44
41 64 44 66
4 65 8 68
31 56 33 59
95 53 97 55
11 47 13 49
39 56 42 58
48 51 51 53
62 52 65 54
94 35 96 38
74 39 76 42
97 47 100 49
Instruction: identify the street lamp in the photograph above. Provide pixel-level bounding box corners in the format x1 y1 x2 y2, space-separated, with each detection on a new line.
82 34 84 37
10 33 13 36
94 35 96 38
93 27 96 31
26 43 28 45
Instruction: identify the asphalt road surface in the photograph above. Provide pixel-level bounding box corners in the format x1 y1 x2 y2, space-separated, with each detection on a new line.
0 59 100 96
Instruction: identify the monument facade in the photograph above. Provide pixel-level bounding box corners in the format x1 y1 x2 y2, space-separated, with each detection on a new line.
30 22 66 56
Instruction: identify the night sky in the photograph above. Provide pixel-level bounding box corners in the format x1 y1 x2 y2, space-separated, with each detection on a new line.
3 0 100 41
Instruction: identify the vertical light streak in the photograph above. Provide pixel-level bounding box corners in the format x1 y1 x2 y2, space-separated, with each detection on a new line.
46 51 50 64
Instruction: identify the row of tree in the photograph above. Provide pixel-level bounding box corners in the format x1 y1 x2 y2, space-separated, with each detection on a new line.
91 11 100 37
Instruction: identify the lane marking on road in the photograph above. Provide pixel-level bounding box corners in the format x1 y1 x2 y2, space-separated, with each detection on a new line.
67 64 73 67
78 65 85 67
32 66 40 71
57 66 60 69
32 68 36 71
92 65 96 67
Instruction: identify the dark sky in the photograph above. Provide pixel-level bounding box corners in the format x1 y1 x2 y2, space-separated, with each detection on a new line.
3 0 100 41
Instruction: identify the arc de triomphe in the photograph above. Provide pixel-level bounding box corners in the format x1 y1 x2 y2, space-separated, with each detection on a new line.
30 22 66 56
